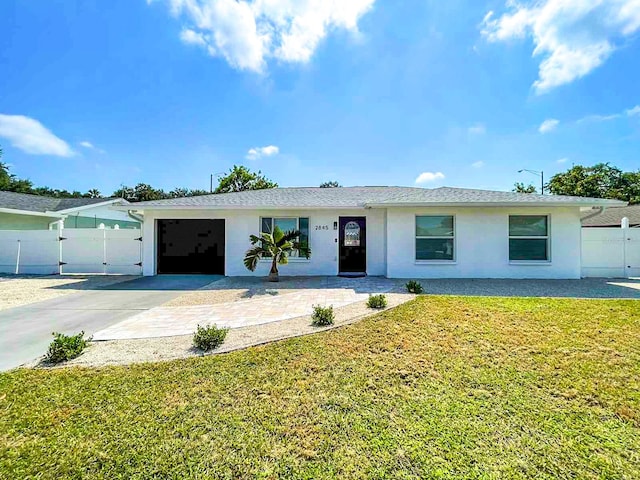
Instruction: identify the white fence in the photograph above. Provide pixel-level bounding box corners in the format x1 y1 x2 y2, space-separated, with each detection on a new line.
582 227 640 278
0 228 142 275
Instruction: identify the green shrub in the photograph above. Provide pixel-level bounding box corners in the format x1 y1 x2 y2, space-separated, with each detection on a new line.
406 280 424 294
193 324 229 351
45 331 89 364
311 305 335 327
367 294 388 309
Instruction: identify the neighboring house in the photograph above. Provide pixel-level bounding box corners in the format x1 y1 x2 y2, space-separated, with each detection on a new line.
581 205 640 228
0 191 140 230
121 186 623 279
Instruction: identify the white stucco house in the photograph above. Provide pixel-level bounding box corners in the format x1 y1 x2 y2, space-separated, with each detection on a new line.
121 186 624 279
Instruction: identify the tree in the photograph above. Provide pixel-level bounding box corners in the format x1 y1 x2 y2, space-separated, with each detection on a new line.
320 181 341 188
243 226 311 282
169 188 210 198
87 189 102 198
547 163 640 204
513 182 537 194
214 165 277 194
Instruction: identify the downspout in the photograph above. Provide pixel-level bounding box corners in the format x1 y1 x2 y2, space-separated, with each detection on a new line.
127 210 144 223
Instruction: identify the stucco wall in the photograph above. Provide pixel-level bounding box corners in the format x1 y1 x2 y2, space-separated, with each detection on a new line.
385 206 582 279
0 212 55 230
142 209 386 277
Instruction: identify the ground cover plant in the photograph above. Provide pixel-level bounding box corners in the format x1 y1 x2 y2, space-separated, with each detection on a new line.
44 332 89 364
366 293 387 309
1 296 639 478
311 305 335 326
193 324 229 351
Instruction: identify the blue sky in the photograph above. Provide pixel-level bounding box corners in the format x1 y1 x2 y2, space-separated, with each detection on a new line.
0 0 639 195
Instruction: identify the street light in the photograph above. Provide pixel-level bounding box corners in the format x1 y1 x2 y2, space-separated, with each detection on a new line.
518 169 544 195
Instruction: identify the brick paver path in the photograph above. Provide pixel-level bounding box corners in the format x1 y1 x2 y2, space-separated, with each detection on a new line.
93 277 395 340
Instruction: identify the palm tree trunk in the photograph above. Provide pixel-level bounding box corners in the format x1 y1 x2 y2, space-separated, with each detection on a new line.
268 257 279 282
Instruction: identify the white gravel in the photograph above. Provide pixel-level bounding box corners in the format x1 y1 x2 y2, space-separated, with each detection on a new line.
51 292 414 368
0 275 138 311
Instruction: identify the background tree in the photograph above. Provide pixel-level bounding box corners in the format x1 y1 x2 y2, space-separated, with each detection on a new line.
513 182 537 194
320 181 341 188
214 165 277 194
87 189 102 198
547 163 640 204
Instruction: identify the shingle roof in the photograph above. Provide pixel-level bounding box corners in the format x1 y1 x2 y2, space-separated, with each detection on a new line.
0 190 122 213
126 186 625 209
581 205 640 227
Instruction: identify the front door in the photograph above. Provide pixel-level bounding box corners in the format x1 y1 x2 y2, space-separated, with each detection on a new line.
339 216 366 276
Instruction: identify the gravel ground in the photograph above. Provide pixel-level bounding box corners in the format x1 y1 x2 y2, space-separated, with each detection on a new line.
44 292 414 368
0 275 138 311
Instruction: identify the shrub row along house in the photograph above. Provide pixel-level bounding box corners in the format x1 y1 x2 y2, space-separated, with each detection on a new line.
117 186 623 279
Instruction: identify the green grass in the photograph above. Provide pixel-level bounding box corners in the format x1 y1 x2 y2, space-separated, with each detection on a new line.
1 296 639 479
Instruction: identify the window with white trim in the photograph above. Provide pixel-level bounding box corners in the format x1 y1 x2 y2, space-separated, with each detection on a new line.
509 215 549 261
415 215 454 261
260 217 309 257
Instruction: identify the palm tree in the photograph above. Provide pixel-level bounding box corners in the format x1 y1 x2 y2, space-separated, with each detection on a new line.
243 227 311 282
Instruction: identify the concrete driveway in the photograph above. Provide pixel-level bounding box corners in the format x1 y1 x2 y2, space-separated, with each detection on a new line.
0 275 220 371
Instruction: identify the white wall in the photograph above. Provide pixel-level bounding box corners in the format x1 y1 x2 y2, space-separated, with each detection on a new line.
386 207 583 279
582 227 640 278
142 209 386 277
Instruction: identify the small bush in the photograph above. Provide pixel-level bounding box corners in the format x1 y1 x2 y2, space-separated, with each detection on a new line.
406 280 424 294
311 305 335 327
367 294 388 309
45 331 89 364
193 324 229 351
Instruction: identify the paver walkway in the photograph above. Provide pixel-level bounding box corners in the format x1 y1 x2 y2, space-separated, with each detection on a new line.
93 277 395 340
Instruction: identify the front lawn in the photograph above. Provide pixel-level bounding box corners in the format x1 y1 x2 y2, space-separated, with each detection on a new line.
1 296 639 478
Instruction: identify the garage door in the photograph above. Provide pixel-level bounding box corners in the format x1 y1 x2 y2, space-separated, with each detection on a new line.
157 219 225 274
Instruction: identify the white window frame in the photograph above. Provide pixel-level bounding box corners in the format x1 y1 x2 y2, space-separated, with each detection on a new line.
508 214 551 264
259 216 310 262
414 215 456 263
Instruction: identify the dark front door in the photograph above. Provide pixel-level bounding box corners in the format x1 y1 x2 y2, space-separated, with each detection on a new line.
339 216 366 275
157 219 225 274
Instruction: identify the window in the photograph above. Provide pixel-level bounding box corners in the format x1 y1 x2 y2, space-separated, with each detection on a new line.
415 216 454 261
509 215 549 261
260 217 309 258
344 221 361 246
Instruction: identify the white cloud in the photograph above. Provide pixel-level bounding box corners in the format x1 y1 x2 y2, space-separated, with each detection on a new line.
577 104 640 123
471 161 485 168
79 141 95 149
246 144 279 160
481 1 640 93
539 118 559 134
152 0 375 73
557 157 569 164
626 105 640 117
0 114 73 157
468 123 486 135
415 171 445 184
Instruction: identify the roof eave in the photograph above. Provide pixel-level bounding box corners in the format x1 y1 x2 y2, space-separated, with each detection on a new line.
364 200 627 208
0 207 65 218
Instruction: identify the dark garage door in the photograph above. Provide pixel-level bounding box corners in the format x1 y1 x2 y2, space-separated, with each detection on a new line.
157 219 225 274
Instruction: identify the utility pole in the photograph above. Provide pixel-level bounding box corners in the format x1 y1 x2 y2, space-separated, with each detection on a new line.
518 169 545 194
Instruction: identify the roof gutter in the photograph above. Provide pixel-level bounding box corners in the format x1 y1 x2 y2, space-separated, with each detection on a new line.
0 207 65 218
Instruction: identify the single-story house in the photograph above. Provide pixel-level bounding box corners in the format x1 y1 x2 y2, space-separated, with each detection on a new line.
582 205 640 228
120 186 625 279
0 190 140 230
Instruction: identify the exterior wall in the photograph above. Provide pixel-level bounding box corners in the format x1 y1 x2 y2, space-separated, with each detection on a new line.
142 208 386 277
0 212 55 230
386 206 582 279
